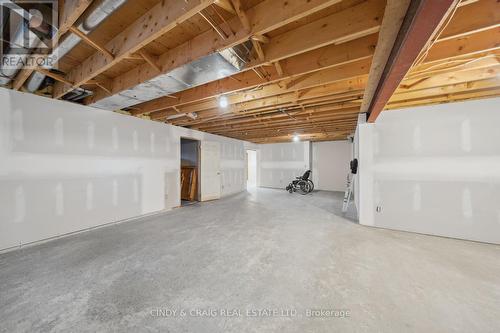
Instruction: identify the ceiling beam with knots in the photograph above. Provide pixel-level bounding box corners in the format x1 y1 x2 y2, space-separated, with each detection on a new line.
230 0 251 32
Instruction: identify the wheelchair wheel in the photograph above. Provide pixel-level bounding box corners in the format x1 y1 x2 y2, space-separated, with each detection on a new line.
297 180 310 195
307 180 314 192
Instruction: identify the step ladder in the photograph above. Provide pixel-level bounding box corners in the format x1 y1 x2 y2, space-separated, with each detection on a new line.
342 173 353 213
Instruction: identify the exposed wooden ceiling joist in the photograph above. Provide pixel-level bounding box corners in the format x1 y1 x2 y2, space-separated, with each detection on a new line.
83 0 348 105
4 0 499 144
132 32 378 115
53 0 217 98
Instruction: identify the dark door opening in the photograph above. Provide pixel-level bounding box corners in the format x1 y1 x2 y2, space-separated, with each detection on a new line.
180 138 200 206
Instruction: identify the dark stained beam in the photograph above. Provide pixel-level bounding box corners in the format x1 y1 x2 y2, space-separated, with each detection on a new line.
367 0 459 122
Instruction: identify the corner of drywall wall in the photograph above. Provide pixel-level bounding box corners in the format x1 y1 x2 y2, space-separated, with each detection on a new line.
356 113 376 226
353 113 366 214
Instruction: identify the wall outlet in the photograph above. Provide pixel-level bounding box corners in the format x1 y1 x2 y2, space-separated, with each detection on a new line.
376 206 382 213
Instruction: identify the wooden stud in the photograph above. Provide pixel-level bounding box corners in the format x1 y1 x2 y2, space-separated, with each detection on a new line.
69 26 115 61
251 39 265 61
35 68 74 87
274 61 284 77
139 50 162 72
12 67 35 90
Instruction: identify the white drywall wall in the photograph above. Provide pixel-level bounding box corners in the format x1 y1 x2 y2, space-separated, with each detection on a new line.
0 88 251 251
258 142 310 189
353 113 366 211
312 141 352 191
357 98 500 244
247 150 257 187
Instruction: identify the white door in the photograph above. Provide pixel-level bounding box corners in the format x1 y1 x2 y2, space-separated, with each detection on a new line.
200 141 221 201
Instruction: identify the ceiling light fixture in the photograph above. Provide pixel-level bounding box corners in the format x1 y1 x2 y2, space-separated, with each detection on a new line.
293 135 300 142
219 95 228 108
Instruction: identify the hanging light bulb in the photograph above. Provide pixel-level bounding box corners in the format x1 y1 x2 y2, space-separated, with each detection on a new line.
293 134 300 142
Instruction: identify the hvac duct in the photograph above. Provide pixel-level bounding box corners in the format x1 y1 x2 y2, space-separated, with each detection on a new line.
89 41 254 110
24 0 127 93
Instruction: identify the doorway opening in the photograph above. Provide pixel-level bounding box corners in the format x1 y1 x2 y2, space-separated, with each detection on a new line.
246 150 257 188
180 138 200 206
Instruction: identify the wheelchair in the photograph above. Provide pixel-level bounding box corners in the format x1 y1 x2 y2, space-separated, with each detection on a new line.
285 170 314 194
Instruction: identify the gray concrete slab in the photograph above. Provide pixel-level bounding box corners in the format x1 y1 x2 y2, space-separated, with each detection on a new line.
1 188 499 332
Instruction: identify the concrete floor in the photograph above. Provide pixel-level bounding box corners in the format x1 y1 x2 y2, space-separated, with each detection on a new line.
1 188 500 332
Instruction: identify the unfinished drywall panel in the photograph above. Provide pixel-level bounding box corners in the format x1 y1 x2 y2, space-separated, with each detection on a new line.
312 141 352 191
0 88 251 251
358 98 500 244
258 142 310 189
247 150 257 187
171 126 250 198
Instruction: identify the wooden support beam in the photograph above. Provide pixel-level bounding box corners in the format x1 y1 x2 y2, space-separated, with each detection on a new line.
230 0 251 32
68 26 115 60
422 27 500 64
437 0 500 41
389 77 500 103
251 39 265 61
359 0 411 113
139 50 162 73
386 87 500 109
403 52 500 81
199 10 229 40
169 95 363 128
251 34 269 44
246 0 383 67
128 26 379 115
398 64 500 91
149 59 371 119
53 0 216 98
189 105 361 131
88 77 113 95
35 68 74 87
83 0 348 105
59 0 93 36
367 0 460 122
214 0 236 14
159 81 365 125
274 61 284 77
12 67 35 90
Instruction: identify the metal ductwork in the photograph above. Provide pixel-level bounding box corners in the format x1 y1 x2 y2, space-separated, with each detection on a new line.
0 1 56 85
24 0 127 92
90 41 254 111
63 87 93 101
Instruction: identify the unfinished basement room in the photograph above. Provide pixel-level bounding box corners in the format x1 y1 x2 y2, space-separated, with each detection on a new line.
1 0 499 332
